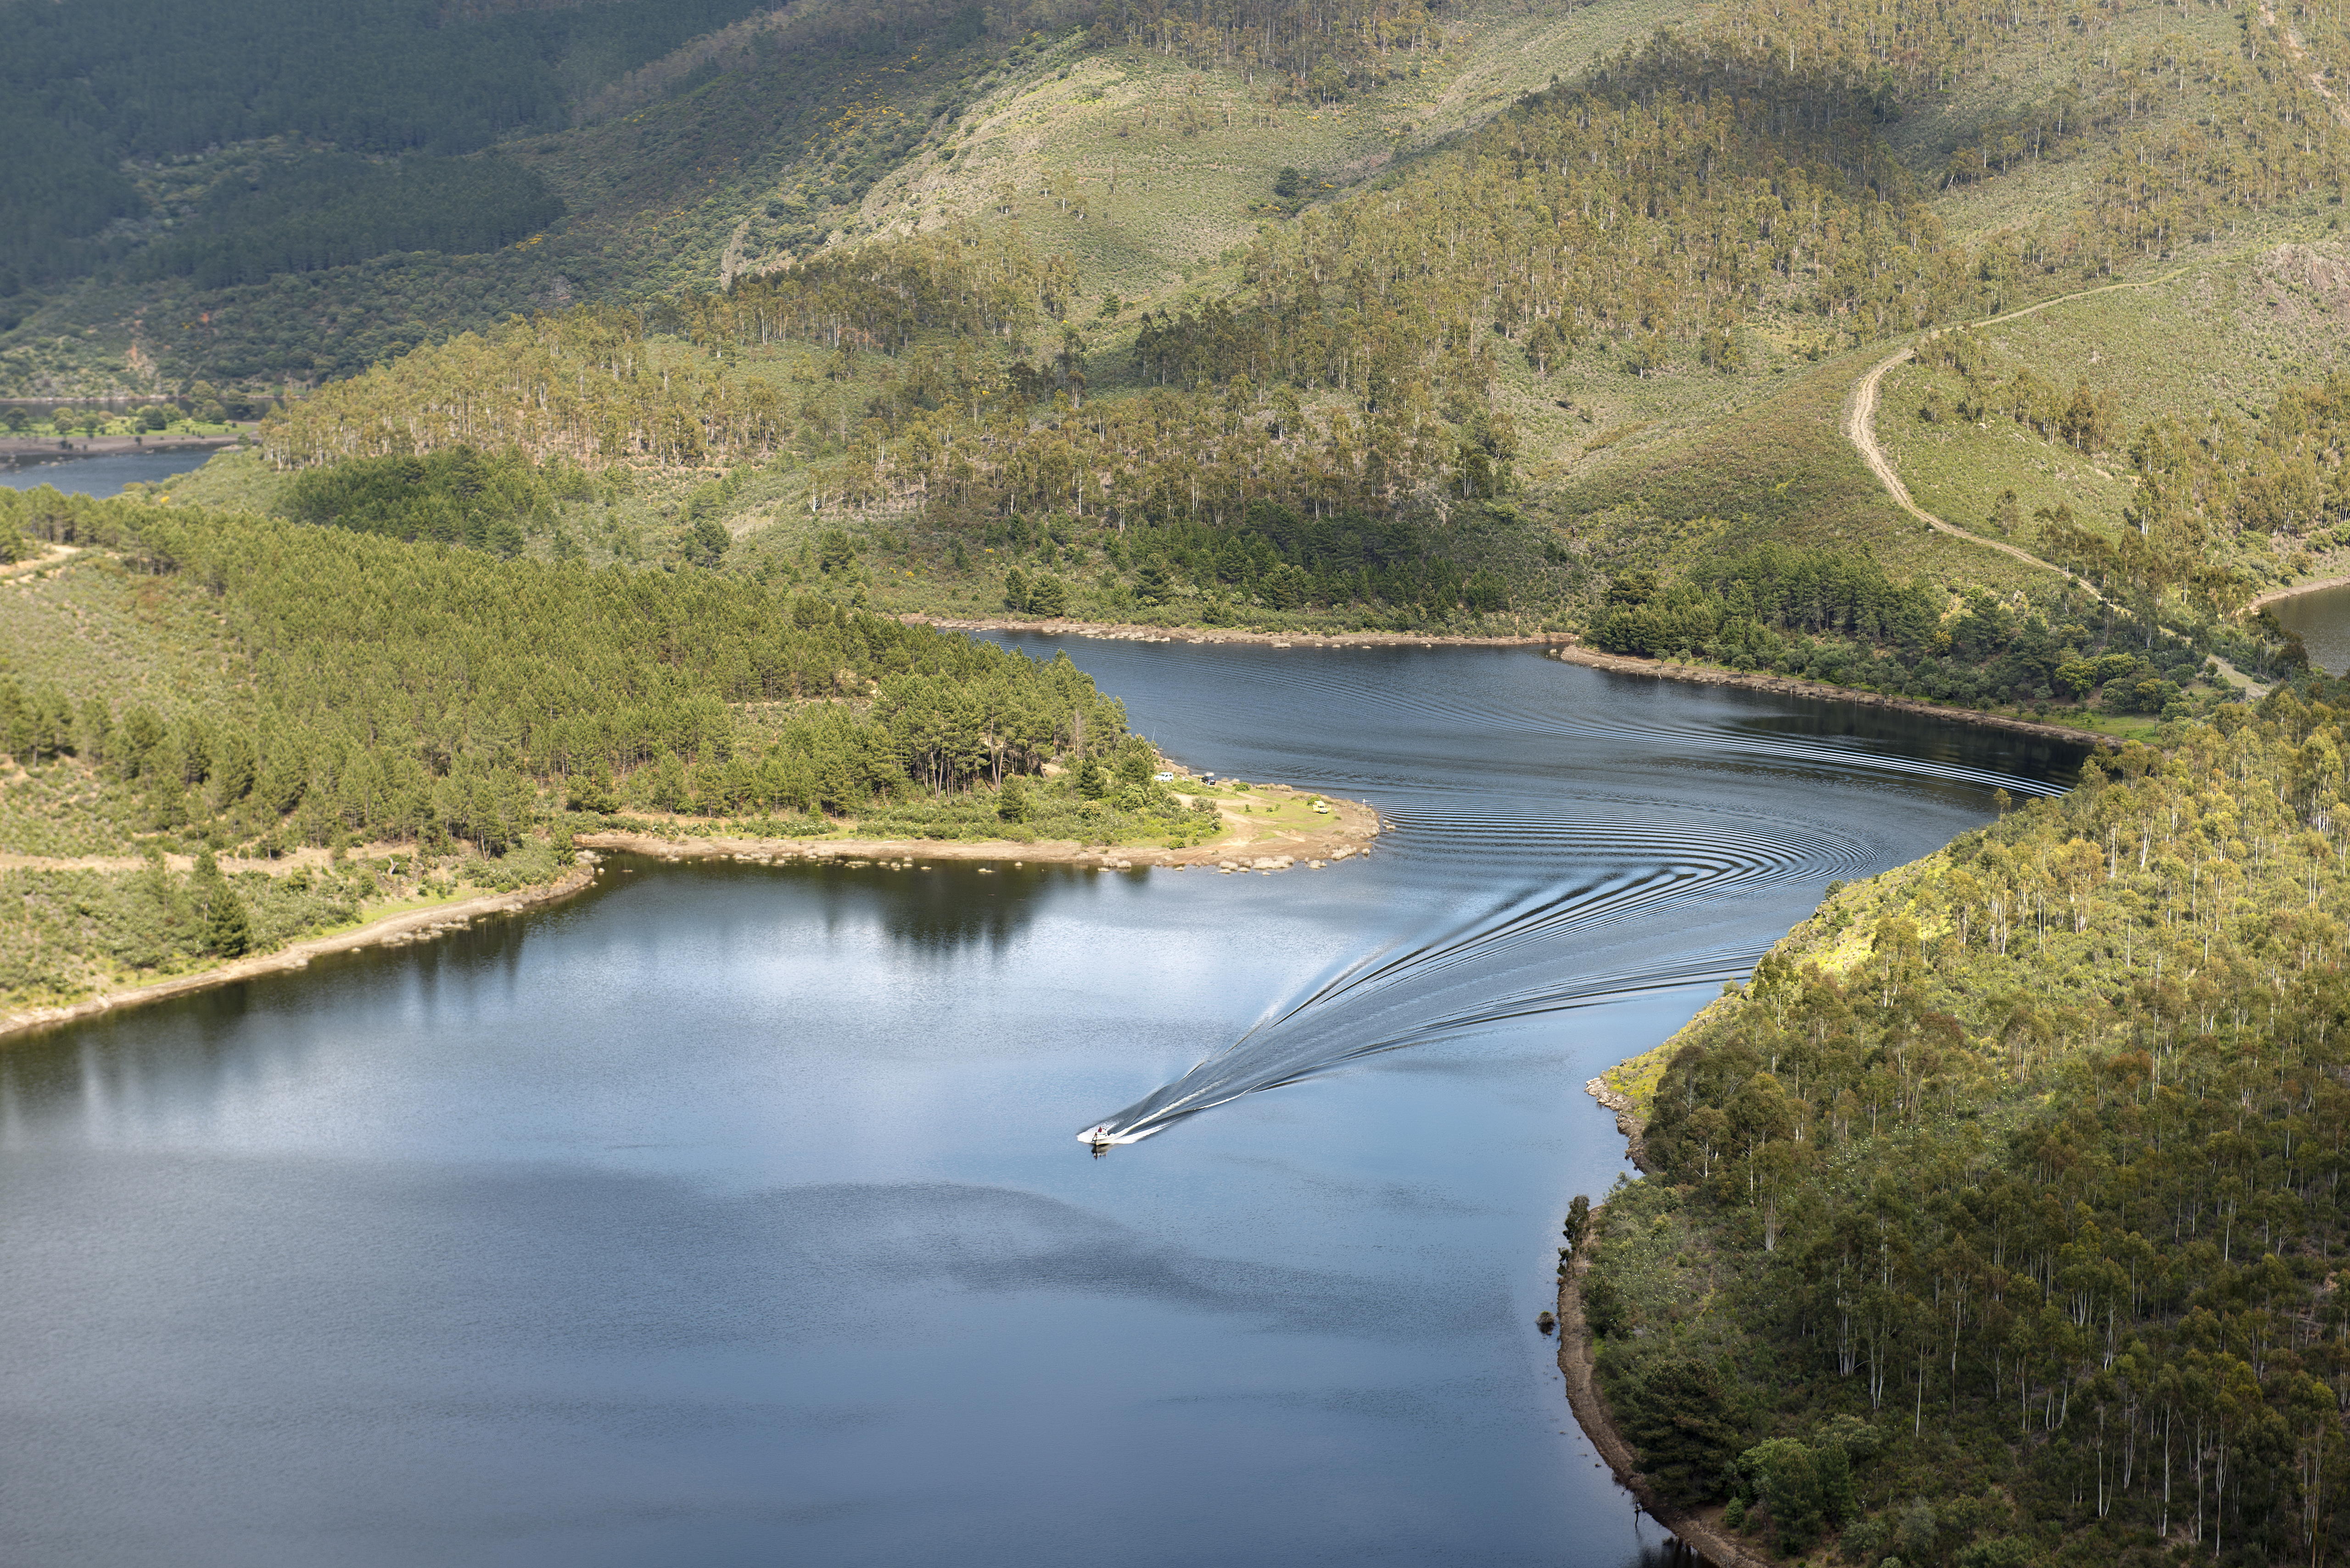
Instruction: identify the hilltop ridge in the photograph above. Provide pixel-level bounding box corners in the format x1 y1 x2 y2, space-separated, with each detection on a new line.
11 0 2350 804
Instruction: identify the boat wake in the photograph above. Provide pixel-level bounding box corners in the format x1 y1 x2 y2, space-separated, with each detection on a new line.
1067 654 2077 1150
1074 810 1862 1146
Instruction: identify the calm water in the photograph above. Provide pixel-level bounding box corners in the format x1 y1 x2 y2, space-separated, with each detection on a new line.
0 644 2082 1567
2270 582 2350 675
0 448 218 497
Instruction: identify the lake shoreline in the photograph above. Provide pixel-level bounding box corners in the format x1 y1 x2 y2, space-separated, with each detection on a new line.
1557 1225 1772 1568
901 612 1572 649
923 613 2126 748
0 791 1387 1044
0 433 246 463
0 863 598 1045
1548 645 2124 750
573 787 1382 870
2250 574 2350 611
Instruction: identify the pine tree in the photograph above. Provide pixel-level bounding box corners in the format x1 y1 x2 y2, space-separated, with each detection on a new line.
207 886 253 958
1135 555 1172 605
196 848 252 958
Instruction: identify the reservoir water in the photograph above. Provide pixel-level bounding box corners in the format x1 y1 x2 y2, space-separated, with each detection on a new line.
0 448 220 497
2269 581 2350 676
0 643 2083 1567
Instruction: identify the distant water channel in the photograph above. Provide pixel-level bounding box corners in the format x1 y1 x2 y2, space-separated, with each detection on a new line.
0 448 218 497
0 644 2083 1567
2269 581 2350 675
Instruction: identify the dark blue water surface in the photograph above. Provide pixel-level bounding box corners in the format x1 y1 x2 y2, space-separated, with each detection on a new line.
0 643 2082 1567
0 448 219 497
2270 581 2350 676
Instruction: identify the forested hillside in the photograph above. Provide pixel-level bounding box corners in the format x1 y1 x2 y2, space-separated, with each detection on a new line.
0 0 777 284
1586 686 2350 1565
0 485 1215 1010
2 0 1623 394
124 0 2314 675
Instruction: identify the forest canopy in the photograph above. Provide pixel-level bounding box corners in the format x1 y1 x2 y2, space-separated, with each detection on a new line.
1586 690 2350 1566
1 485 1136 845
129 154 565 290
0 0 768 281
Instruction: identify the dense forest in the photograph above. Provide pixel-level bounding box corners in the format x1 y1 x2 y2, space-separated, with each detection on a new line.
1591 545 2258 718
0 485 1225 1002
283 446 590 554
0 0 776 282
1585 686 2350 1565
129 153 566 290
9 485 1146 833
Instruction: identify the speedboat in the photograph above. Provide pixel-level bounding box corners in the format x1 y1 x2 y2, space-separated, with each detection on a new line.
1078 1123 1116 1147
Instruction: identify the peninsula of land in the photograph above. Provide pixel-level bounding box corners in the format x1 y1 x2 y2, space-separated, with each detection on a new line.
0 779 1383 1045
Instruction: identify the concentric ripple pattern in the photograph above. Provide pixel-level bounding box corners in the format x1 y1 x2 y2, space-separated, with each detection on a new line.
1041 640 2085 1147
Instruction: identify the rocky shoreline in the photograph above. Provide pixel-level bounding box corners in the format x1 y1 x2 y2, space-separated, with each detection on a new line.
0 863 597 1045
1583 1076 1649 1171
1557 1230 1772 1568
901 612 1572 650
1548 645 2124 750
1561 1080 1765 1568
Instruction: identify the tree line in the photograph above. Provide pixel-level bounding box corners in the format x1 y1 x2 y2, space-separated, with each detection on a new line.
2 485 1139 851
1586 686 2350 1564
1592 544 2222 718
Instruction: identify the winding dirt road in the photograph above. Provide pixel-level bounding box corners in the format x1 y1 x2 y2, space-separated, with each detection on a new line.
1840 265 2275 697
1841 267 2190 580
1844 347 2067 574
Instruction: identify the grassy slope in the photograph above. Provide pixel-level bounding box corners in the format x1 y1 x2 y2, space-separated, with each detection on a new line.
1554 352 2045 593
0 0 1692 400
124 0 2350 644
1880 0 2249 245
850 0 1703 305
1875 235 2350 576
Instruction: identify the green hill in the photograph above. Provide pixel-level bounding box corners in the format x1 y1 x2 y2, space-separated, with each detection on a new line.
14 1 2350 1552
1583 688 2350 1565
0 0 1680 396
0 483 1191 1011
20 0 2348 660
130 0 2333 674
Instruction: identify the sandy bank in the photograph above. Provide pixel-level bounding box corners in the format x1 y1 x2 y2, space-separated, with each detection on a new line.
1548 644 2122 750
1557 1234 1772 1568
0 784 1388 1045
0 433 245 462
0 864 597 1045
576 782 1385 870
902 612 1571 650
2249 573 2350 611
